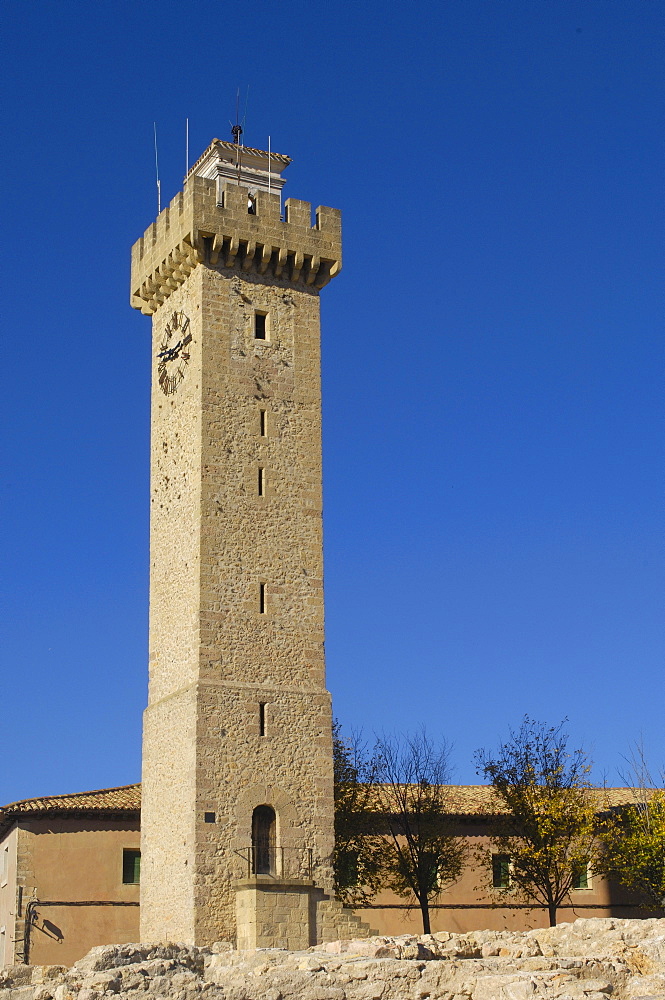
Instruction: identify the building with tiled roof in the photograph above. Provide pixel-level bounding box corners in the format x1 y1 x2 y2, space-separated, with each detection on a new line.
0 780 651 967
0 784 141 840
0 784 141 968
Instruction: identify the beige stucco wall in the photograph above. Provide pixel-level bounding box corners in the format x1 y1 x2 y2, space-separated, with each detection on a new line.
13 817 139 968
2 812 654 963
0 825 18 965
355 822 652 935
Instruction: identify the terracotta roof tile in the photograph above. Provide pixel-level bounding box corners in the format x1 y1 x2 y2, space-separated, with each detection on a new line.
0 782 646 842
445 784 643 814
363 784 645 816
0 783 141 836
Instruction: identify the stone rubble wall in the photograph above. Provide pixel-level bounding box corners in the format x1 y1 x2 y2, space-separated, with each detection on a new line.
1 918 664 1000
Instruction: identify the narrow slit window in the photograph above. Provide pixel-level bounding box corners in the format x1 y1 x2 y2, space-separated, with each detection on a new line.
259 409 267 436
254 312 267 340
259 583 266 614
258 467 265 496
259 702 266 737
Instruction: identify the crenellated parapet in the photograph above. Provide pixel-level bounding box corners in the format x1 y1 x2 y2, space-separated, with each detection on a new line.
130 174 342 315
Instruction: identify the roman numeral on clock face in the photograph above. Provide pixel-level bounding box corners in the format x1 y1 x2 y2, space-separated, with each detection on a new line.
157 311 190 395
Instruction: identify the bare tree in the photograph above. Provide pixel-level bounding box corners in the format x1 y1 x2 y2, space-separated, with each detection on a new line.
332 721 383 905
373 730 466 934
601 741 665 910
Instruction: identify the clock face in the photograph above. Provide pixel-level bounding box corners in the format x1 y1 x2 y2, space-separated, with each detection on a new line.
157 311 192 395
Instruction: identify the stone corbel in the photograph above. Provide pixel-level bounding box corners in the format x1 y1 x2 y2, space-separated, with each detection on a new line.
188 234 206 264
291 251 304 283
274 247 288 278
305 255 321 286
151 271 167 301
177 243 195 274
209 234 224 265
241 241 256 271
258 244 272 274
225 236 240 268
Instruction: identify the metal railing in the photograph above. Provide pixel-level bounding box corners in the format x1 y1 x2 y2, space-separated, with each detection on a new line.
233 845 314 880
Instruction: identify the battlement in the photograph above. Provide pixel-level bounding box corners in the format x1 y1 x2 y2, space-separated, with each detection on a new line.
130 174 341 315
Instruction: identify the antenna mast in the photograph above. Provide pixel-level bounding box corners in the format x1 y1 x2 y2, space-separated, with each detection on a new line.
231 87 249 184
153 122 161 214
185 118 189 177
231 88 243 184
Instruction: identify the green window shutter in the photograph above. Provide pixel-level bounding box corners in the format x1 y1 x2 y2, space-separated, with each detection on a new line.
492 854 511 888
123 849 141 884
572 865 588 889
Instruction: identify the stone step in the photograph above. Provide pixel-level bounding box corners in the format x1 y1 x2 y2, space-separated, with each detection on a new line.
315 896 378 942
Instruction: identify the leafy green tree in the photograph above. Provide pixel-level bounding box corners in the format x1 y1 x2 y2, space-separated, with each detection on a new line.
476 717 601 927
373 731 466 934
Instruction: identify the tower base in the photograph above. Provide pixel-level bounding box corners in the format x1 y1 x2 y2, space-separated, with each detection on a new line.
235 878 376 950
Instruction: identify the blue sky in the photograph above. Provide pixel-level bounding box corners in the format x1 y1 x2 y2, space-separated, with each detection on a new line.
1 0 662 804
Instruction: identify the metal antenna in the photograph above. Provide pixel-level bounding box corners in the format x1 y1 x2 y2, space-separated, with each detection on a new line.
153 122 161 214
185 118 189 176
231 87 243 145
268 135 271 198
231 88 244 184
241 86 249 141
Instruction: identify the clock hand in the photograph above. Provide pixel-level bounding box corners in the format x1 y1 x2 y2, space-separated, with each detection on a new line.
157 340 183 361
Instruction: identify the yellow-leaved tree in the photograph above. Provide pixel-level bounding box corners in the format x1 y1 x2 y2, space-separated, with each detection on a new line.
601 747 665 911
476 717 601 927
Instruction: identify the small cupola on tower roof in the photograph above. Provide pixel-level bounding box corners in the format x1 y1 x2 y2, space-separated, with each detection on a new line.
187 138 291 197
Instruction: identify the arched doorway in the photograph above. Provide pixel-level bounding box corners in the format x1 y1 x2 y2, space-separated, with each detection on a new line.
251 805 276 875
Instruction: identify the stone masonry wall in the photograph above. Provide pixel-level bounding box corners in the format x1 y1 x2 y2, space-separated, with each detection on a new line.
3 918 665 1000
140 268 204 944
192 264 335 944
135 172 340 947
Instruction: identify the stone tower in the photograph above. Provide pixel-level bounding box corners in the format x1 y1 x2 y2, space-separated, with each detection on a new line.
130 140 363 948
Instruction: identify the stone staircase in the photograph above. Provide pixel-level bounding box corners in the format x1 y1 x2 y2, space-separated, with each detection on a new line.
314 892 379 943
